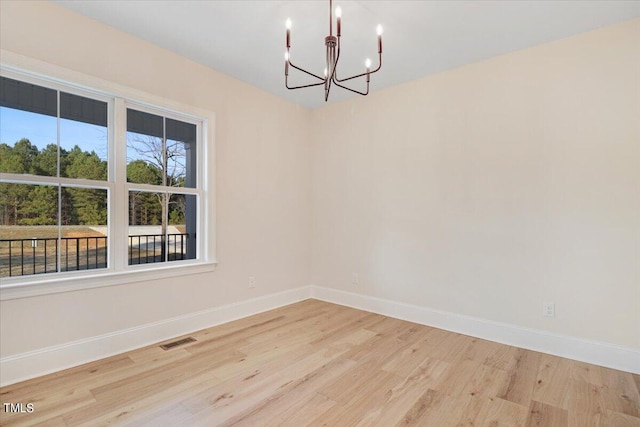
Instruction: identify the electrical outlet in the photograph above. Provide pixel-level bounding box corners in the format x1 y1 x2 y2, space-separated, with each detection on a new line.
352 273 359 285
543 302 555 317
248 276 256 289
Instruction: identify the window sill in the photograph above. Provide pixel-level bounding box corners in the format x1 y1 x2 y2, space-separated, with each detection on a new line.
0 261 218 301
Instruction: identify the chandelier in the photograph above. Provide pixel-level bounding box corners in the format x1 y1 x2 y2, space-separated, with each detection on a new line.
284 0 383 101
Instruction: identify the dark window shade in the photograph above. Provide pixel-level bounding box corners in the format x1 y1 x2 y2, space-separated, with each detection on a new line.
1 78 108 128
166 118 196 144
127 109 163 139
0 76 57 117
60 92 107 127
127 109 196 144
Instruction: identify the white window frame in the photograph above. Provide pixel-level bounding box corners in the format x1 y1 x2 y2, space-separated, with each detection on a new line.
0 59 216 301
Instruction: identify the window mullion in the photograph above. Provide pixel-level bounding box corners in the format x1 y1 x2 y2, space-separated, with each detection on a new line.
56 90 62 273
162 118 168 263
112 98 128 271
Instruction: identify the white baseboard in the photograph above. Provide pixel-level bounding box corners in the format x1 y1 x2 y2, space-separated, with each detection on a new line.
0 286 312 386
3 284 637 386
310 285 640 374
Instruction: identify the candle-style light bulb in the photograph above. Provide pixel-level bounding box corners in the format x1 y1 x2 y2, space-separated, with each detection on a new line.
376 24 383 36
376 24 383 53
286 18 292 48
365 58 371 82
285 52 289 75
336 6 342 36
324 67 328 78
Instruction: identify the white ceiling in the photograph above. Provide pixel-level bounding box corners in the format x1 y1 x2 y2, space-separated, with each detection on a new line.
54 0 640 110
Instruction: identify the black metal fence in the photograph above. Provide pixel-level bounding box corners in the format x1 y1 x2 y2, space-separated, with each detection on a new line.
128 233 190 265
0 233 190 278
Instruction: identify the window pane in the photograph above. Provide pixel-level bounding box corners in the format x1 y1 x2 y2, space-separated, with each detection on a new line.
0 82 110 180
0 183 109 277
128 190 164 264
0 183 58 277
127 191 195 265
0 107 58 177
60 92 108 181
1 78 58 177
60 92 107 127
0 77 56 117
127 109 162 138
126 135 163 186
59 187 108 272
126 109 197 189
168 193 196 262
61 127 108 180
166 118 196 189
126 109 164 185
166 138 187 187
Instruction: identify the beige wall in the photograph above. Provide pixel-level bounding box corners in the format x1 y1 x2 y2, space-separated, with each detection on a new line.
0 1 311 356
310 19 640 348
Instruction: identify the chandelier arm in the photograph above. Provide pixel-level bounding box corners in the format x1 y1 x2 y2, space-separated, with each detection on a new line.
288 59 325 81
331 75 370 96
334 52 382 83
286 79 326 90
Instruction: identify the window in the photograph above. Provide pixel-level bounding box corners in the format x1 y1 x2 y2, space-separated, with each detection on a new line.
126 108 198 265
0 71 210 294
0 77 110 277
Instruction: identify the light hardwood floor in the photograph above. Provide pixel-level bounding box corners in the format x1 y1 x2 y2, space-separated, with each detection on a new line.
1 299 639 426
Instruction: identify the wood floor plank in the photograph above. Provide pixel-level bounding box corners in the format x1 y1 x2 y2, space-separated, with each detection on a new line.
567 378 607 427
455 394 488 427
602 410 640 427
308 311 382 347
340 329 413 367
433 358 484 397
276 393 337 427
0 355 135 404
31 416 69 427
458 336 503 364
500 349 540 407
64 359 226 425
483 344 519 371
0 389 95 427
0 300 637 426
187 347 353 424
395 387 463 427
217 357 355 426
532 354 572 409
356 357 450 426
311 370 403 426
599 368 640 418
475 396 529 427
120 403 195 427
463 363 511 399
364 316 413 336
525 400 568 426
396 323 434 342
381 333 446 378
424 331 471 363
